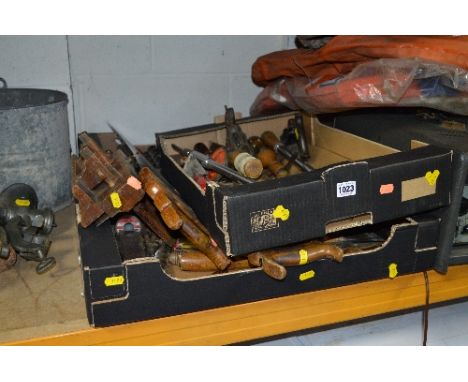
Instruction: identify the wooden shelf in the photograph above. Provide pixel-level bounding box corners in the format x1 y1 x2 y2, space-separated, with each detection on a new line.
6 264 468 346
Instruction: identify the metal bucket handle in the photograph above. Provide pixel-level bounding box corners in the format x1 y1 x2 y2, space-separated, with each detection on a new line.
0 78 7 89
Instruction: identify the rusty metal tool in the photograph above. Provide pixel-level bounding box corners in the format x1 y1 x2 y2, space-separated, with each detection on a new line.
72 132 145 227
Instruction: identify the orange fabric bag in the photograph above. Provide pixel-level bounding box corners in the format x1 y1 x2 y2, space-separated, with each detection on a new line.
252 36 468 87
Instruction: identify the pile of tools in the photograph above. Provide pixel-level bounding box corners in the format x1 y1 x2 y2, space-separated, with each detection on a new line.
170 107 312 190
73 108 384 280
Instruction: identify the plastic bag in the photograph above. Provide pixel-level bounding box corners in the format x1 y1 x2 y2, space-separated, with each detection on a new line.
252 36 468 87
250 58 468 116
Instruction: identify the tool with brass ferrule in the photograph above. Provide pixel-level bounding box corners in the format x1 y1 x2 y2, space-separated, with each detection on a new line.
171 144 254 184
224 106 263 179
248 136 288 178
261 130 313 172
167 249 250 272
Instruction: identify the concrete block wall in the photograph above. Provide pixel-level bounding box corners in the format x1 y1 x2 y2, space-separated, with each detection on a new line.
68 36 286 144
1 35 286 151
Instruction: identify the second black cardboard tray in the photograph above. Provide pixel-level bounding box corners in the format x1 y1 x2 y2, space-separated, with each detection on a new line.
80 211 441 327
157 112 453 256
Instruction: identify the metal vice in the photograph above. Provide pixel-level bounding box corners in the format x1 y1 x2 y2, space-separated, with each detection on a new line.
0 183 56 274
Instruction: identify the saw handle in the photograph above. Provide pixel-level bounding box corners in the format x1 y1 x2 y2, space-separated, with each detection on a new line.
248 242 344 280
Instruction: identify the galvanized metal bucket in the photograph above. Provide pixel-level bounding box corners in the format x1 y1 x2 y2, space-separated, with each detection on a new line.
0 78 72 210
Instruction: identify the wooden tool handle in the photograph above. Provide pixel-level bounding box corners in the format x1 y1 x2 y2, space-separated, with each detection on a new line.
248 136 287 178
140 167 231 270
273 243 344 265
139 167 210 236
230 151 263 179
248 242 344 268
140 168 183 230
169 249 249 272
257 149 288 178
260 256 287 280
133 199 176 247
207 146 227 181
179 216 231 270
281 159 302 175
261 131 280 150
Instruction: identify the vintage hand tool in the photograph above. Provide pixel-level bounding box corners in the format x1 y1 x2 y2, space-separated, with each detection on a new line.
140 167 231 270
171 144 254 184
193 142 210 154
280 158 303 176
261 131 313 172
323 232 385 254
132 198 176 247
193 142 227 182
107 122 210 237
166 240 344 280
0 183 56 274
224 106 263 179
248 136 288 178
181 154 208 191
280 114 310 160
248 242 344 280
293 114 310 159
72 132 145 227
114 214 165 261
167 249 250 272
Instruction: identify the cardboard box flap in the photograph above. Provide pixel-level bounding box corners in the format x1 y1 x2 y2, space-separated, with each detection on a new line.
79 224 121 268
86 265 128 301
367 145 452 169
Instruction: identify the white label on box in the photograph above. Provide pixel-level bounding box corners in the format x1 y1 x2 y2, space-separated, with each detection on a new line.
337 181 356 198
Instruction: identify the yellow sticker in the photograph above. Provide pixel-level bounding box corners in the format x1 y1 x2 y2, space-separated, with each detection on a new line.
299 249 308 265
294 128 300 141
104 275 125 287
110 192 122 209
272 205 290 221
299 269 315 281
425 170 440 186
388 263 398 279
15 199 30 207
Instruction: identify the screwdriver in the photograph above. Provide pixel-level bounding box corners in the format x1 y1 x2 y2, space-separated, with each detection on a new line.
171 144 254 184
